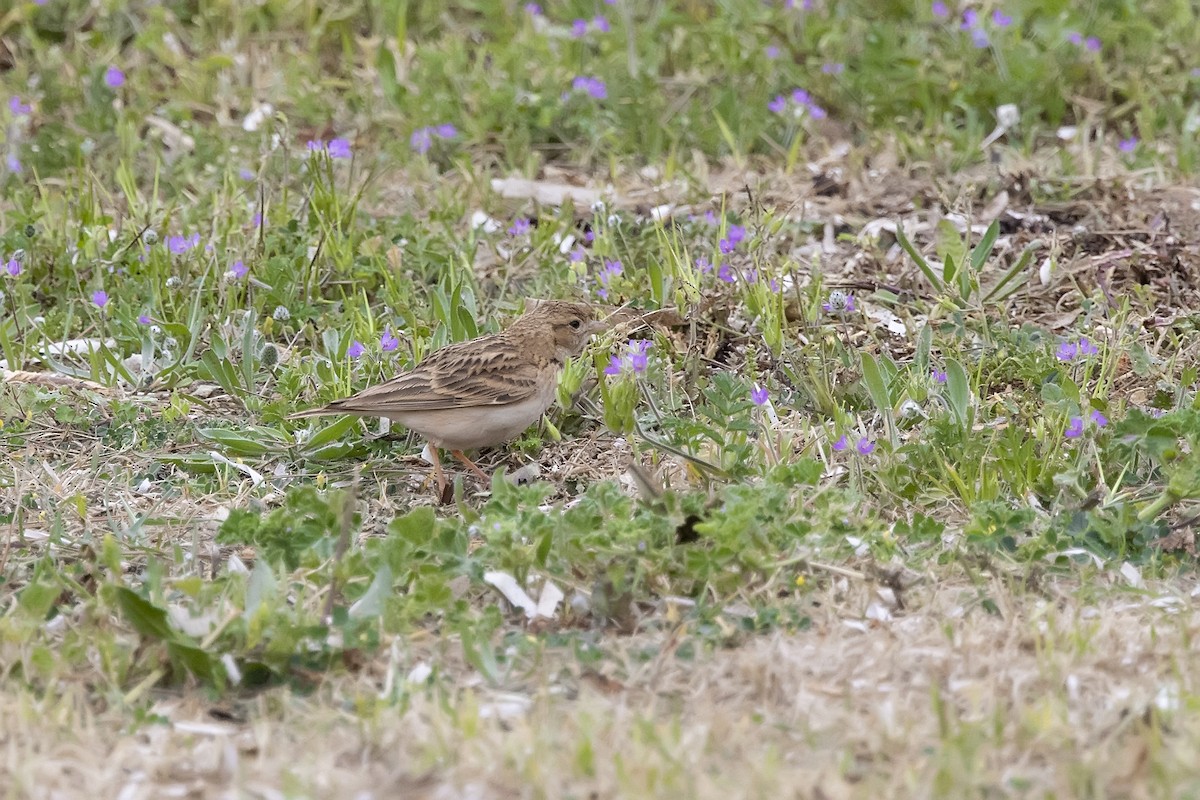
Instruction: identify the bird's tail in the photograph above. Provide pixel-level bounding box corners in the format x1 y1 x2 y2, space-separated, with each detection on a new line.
287 406 340 420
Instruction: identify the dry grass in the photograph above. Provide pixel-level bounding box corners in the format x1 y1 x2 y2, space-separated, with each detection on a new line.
4 571 1198 800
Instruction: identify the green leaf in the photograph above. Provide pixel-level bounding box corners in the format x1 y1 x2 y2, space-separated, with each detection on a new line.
197 426 287 457
943 358 971 430
349 564 393 620
897 225 942 293
860 352 891 416
302 414 360 451
983 243 1035 303
114 587 175 641
970 220 1001 271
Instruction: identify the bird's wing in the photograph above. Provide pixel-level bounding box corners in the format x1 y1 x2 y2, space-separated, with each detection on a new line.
321 335 545 413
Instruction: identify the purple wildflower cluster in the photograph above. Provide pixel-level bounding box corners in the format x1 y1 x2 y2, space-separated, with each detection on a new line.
1065 409 1108 439
167 233 201 255
596 259 622 299
604 339 651 376
1065 31 1102 53
768 88 826 119
959 8 1012 48
570 16 610 37
306 138 352 159
568 76 608 100
409 124 457 154
718 224 747 255
1056 337 1099 362
833 434 875 456
380 328 400 352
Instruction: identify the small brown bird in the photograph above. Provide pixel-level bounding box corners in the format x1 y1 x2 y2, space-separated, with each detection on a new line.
290 300 607 495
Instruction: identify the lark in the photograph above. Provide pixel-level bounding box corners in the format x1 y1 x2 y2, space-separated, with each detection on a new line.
290 301 607 495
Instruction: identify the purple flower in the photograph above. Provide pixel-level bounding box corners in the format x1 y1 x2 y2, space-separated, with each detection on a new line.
138 313 152 325
765 45 781 59
5 155 20 173
808 104 827 119
92 289 109 309
230 260 249 279
1066 31 1083 45
971 27 989 48
571 76 607 100
628 339 651 373
104 66 125 89
991 10 1012 27
380 328 399 352
931 1 949 18
1078 339 1098 357
717 264 735 283
5 258 20 277
961 9 978 28
1090 409 1108 428
167 233 200 255
347 340 365 359
1118 137 1138 153
239 167 255 181
252 212 263 228
932 368 947 384
8 96 31 115
592 16 610 33
832 435 849 452
584 229 595 243
791 88 811 105
605 340 652 375
601 259 623 280
570 19 588 37
410 128 434 154
434 123 457 139
695 255 712 273
306 139 324 152
856 437 875 455
524 2 542 14
768 95 788 114
822 62 845 75
727 225 746 245
327 138 352 159
1065 416 1084 439
703 210 718 226
1084 36 1101 52
719 237 736 255
569 246 586 262
1056 341 1078 361
507 217 532 237
751 384 769 406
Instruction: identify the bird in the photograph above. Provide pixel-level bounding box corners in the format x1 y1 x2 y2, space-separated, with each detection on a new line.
289 300 608 496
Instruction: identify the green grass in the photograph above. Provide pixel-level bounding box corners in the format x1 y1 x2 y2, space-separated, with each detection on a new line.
3 0 1200 796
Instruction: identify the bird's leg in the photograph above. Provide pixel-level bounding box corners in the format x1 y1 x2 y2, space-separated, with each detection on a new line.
427 445 448 497
449 450 492 483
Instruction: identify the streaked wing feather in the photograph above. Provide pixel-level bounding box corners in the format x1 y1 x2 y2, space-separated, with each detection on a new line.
322 335 543 413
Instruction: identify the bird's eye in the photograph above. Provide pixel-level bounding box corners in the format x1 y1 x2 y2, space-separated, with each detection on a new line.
569 319 582 329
